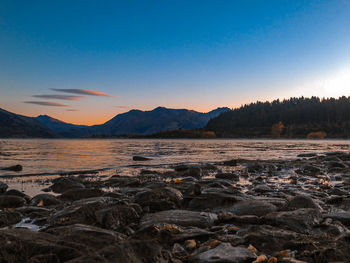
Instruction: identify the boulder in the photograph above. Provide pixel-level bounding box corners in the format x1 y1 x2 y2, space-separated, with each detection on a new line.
135 187 183 212
50 197 120 226
286 195 322 211
0 182 8 193
226 200 277 217
0 229 82 262
326 211 350 226
140 210 217 229
50 177 85 193
263 208 323 234
215 173 239 181
0 210 22 227
59 188 104 201
45 224 125 249
189 243 256 263
0 195 26 209
95 204 140 230
30 194 62 207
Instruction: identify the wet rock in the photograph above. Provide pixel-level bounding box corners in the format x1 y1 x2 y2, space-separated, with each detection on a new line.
189 243 256 263
188 192 242 211
133 156 151 161
185 239 197 251
0 181 8 193
263 208 322 234
185 183 202 196
0 195 26 208
4 189 30 200
105 176 141 187
0 210 22 227
326 211 350 226
222 159 238 166
1 164 22 171
172 243 188 258
140 210 217 228
45 224 126 249
247 163 264 173
232 225 303 255
50 177 85 193
215 173 239 181
218 212 261 225
175 165 202 178
135 187 183 212
0 229 82 262
16 206 51 219
59 188 104 201
50 197 120 226
95 204 140 231
297 165 321 176
328 188 348 196
327 161 347 169
297 153 317 158
254 184 272 193
286 195 322 211
30 194 62 207
27 254 60 263
227 200 277 217
68 239 169 263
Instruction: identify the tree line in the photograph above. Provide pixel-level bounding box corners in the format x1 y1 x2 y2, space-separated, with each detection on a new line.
205 96 350 138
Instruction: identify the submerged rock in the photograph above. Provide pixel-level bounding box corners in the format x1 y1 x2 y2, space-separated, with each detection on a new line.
133 156 151 161
1 164 23 172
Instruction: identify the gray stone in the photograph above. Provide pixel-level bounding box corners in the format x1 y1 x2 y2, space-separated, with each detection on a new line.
140 210 217 228
190 243 256 263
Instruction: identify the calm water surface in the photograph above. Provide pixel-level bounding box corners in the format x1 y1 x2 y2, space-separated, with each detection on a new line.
0 139 349 195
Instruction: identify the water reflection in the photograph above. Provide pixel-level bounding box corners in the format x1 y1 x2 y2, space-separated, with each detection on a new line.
0 139 350 177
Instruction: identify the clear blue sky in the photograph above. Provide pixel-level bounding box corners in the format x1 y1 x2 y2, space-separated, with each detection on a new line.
1 0 349 124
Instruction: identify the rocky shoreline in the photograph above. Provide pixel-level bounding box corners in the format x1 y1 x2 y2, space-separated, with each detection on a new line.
1 151 350 262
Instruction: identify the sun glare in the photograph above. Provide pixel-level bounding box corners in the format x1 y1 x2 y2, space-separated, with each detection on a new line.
321 67 350 97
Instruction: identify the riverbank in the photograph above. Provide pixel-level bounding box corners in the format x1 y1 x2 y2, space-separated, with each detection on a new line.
1 151 350 262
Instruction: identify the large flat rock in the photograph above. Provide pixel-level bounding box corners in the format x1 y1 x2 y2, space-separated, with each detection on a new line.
189 243 256 263
140 210 217 228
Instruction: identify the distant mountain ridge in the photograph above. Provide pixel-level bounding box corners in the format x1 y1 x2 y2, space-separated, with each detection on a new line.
0 108 58 138
0 106 229 138
35 115 87 133
61 107 230 137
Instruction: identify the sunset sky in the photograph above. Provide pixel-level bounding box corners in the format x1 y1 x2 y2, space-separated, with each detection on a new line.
1 1 350 125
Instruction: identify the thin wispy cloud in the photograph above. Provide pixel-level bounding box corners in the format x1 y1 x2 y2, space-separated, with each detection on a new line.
114 106 129 109
23 101 68 107
33 95 84 101
66 109 79 112
51 89 116 97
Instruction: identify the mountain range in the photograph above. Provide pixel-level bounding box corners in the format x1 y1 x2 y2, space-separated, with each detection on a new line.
0 107 229 138
0 108 57 138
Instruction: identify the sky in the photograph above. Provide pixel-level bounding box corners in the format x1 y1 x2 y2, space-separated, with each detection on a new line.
0 1 350 125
